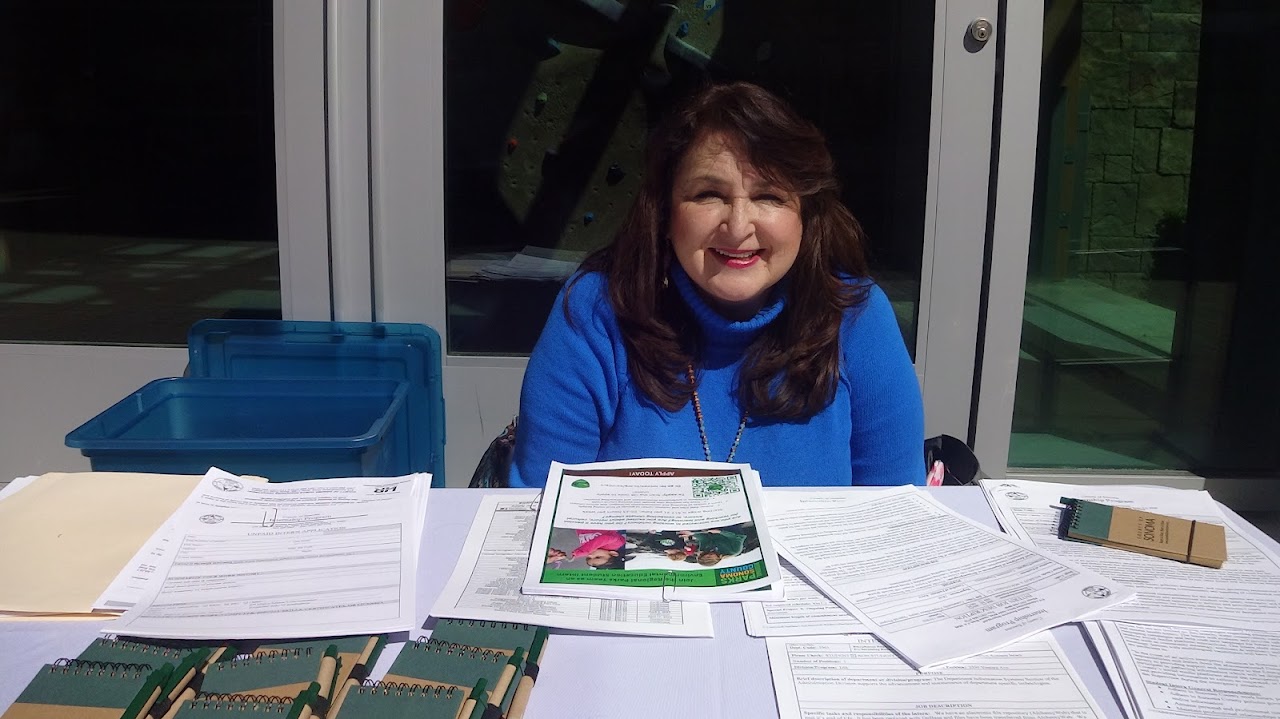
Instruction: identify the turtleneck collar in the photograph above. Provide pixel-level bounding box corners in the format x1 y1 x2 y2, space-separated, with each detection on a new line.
670 263 786 354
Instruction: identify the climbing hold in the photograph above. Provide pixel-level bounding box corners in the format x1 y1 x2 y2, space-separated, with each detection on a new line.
676 21 690 37
506 137 519 154
534 91 549 114
583 212 596 225
606 163 625 185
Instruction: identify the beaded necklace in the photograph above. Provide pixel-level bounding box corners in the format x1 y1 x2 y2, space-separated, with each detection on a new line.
686 364 749 462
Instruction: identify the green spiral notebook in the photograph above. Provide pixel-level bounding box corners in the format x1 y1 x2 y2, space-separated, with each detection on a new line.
428 620 537 656
164 682 319 719
1 659 173 719
200 649 337 700
332 682 467 719
252 635 386 700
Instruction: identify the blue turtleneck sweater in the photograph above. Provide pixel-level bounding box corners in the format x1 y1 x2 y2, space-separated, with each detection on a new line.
510 266 925 487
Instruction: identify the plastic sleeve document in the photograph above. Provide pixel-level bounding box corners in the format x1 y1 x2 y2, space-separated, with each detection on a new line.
109 468 428 639
767 487 1134 670
742 557 867 637
981 479 1280 630
767 633 1108 719
523 459 784 602
431 495 713 637
1099 621 1280 719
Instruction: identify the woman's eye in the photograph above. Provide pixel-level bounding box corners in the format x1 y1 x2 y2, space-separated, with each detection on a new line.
694 190 721 200
757 193 785 204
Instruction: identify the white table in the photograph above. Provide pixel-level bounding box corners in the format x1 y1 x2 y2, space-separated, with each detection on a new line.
3 487 1272 718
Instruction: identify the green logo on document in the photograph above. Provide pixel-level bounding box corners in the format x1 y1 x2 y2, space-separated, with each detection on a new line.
571 479 590 489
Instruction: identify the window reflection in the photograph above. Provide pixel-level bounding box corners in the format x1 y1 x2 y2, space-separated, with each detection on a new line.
0 0 279 346
1013 0 1280 474
443 1 933 356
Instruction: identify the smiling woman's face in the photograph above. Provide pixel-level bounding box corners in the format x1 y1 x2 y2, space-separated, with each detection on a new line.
669 131 803 321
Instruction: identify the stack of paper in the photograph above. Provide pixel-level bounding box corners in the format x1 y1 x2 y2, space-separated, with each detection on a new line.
979 479 1280 629
431 495 715 637
765 486 1135 670
767 632 1110 719
1082 621 1280 718
106 467 431 640
0 471 210 618
982 479 1280 718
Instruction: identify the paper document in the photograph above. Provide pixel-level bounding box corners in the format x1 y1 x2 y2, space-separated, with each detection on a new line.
109 468 428 639
523 459 784 602
0 471 205 615
0 475 37 503
743 557 866 637
768 487 1134 670
432 495 714 637
766 633 1108 719
1081 621 1139 719
1099 621 1280 719
981 479 1280 630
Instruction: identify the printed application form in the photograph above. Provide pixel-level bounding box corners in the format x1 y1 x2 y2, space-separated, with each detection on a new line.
767 487 1134 670
742 557 867 637
982 479 1280 630
1099 621 1280 719
767 633 1108 719
432 495 713 637
109 469 428 639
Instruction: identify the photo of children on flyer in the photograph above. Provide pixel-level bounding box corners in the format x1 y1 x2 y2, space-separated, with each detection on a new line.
544 522 762 572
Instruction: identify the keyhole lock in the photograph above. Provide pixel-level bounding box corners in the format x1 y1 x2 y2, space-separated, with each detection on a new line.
969 18 993 44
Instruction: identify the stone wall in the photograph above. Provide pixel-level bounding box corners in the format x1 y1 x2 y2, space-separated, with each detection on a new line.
1078 0 1201 298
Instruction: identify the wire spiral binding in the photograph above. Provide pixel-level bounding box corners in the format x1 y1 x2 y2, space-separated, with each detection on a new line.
246 647 312 660
407 638 502 662
90 637 189 659
194 693 295 713
355 680 458 699
215 652 310 670
440 619 531 631
50 659 152 676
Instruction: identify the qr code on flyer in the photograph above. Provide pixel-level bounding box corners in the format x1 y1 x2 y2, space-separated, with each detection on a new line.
691 475 742 498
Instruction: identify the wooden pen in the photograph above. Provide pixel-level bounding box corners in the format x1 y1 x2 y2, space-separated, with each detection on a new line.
505 628 548 719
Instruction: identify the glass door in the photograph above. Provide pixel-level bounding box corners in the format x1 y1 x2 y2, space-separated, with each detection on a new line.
370 0 1003 485
0 0 332 484
976 0 1279 503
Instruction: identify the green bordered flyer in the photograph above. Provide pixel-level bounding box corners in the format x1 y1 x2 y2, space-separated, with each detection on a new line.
521 459 784 602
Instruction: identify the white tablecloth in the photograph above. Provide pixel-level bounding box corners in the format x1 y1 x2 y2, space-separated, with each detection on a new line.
3 487 1273 718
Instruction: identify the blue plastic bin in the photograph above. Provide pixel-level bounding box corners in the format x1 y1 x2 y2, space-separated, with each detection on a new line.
186 320 446 486
66 378 410 482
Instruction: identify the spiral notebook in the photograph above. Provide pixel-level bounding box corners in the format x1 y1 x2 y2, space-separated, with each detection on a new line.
333 682 467 719
1 659 173 719
252 635 387 697
330 623 548 719
163 682 319 719
428 620 537 656
199 649 338 700
1058 497 1228 568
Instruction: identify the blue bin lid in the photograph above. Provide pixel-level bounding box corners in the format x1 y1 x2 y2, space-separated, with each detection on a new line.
187 319 444 486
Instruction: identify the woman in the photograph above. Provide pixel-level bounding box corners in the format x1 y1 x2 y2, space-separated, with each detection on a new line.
510 81 924 487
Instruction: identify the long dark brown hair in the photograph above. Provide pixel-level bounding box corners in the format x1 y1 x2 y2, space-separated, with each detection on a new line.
571 81 872 420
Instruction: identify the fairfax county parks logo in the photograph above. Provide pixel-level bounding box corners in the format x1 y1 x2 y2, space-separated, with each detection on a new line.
570 479 591 489
199 514 224 524
212 477 243 492
1004 491 1029 500
1082 585 1112 599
